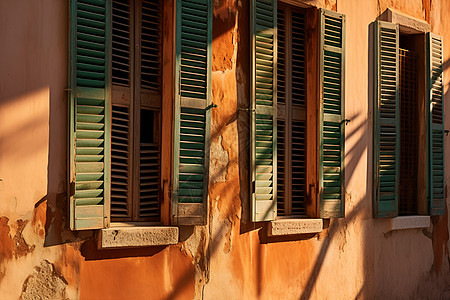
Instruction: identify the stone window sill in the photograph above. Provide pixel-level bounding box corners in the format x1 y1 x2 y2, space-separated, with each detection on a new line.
97 224 179 249
388 216 430 231
268 218 323 236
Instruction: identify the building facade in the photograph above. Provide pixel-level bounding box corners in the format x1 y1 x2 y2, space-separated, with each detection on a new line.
0 0 449 299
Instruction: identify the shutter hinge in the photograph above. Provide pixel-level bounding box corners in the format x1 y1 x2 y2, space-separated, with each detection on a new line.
64 88 72 92
238 107 255 113
178 69 182 95
69 181 75 197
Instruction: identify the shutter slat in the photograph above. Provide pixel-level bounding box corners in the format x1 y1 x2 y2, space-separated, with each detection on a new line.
173 0 212 225
319 9 345 218
427 33 445 216
111 0 130 87
276 5 307 217
110 105 130 219
373 21 399 218
292 121 306 215
69 0 110 230
141 0 162 91
251 0 277 222
139 140 160 219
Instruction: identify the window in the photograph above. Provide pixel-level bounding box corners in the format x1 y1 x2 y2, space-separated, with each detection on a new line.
249 0 346 222
68 0 212 230
277 4 308 217
110 0 163 222
372 20 445 217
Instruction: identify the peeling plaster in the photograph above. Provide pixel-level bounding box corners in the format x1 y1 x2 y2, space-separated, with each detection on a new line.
210 135 229 183
20 260 68 300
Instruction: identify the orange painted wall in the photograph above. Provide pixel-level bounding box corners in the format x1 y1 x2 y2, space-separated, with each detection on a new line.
0 0 449 299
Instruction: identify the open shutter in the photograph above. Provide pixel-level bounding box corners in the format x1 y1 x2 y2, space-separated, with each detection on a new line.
250 0 277 222
319 9 345 218
427 33 445 216
69 0 111 230
173 0 212 225
373 21 399 218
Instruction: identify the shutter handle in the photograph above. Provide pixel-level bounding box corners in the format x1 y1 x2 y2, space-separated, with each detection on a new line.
445 130 449 136
205 103 217 111
344 119 351 125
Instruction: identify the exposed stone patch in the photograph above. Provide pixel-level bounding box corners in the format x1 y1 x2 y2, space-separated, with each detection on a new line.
182 226 210 300
21 260 68 300
210 135 229 183
222 218 233 254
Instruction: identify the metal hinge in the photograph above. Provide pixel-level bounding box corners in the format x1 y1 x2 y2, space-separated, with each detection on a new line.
178 69 182 95
238 107 255 112
69 181 75 197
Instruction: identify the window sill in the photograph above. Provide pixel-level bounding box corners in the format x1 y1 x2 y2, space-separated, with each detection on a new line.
97 225 179 249
268 218 323 236
388 216 430 231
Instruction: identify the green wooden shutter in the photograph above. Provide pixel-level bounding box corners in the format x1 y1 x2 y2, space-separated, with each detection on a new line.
69 0 111 230
427 33 445 216
319 9 345 218
250 0 277 222
173 0 212 225
373 21 399 218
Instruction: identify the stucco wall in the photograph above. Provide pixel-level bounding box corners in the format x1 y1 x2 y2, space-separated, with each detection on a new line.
0 0 449 299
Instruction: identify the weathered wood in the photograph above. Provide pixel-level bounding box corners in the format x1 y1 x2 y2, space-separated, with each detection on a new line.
306 7 318 218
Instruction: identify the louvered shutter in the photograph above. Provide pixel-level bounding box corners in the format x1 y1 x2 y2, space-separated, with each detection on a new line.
276 5 307 217
319 9 345 218
173 0 212 225
427 33 445 216
69 0 111 230
250 0 277 222
373 21 399 218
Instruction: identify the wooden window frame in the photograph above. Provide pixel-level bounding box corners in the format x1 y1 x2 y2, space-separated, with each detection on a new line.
397 33 426 216
110 0 174 225
394 30 430 216
276 2 319 219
